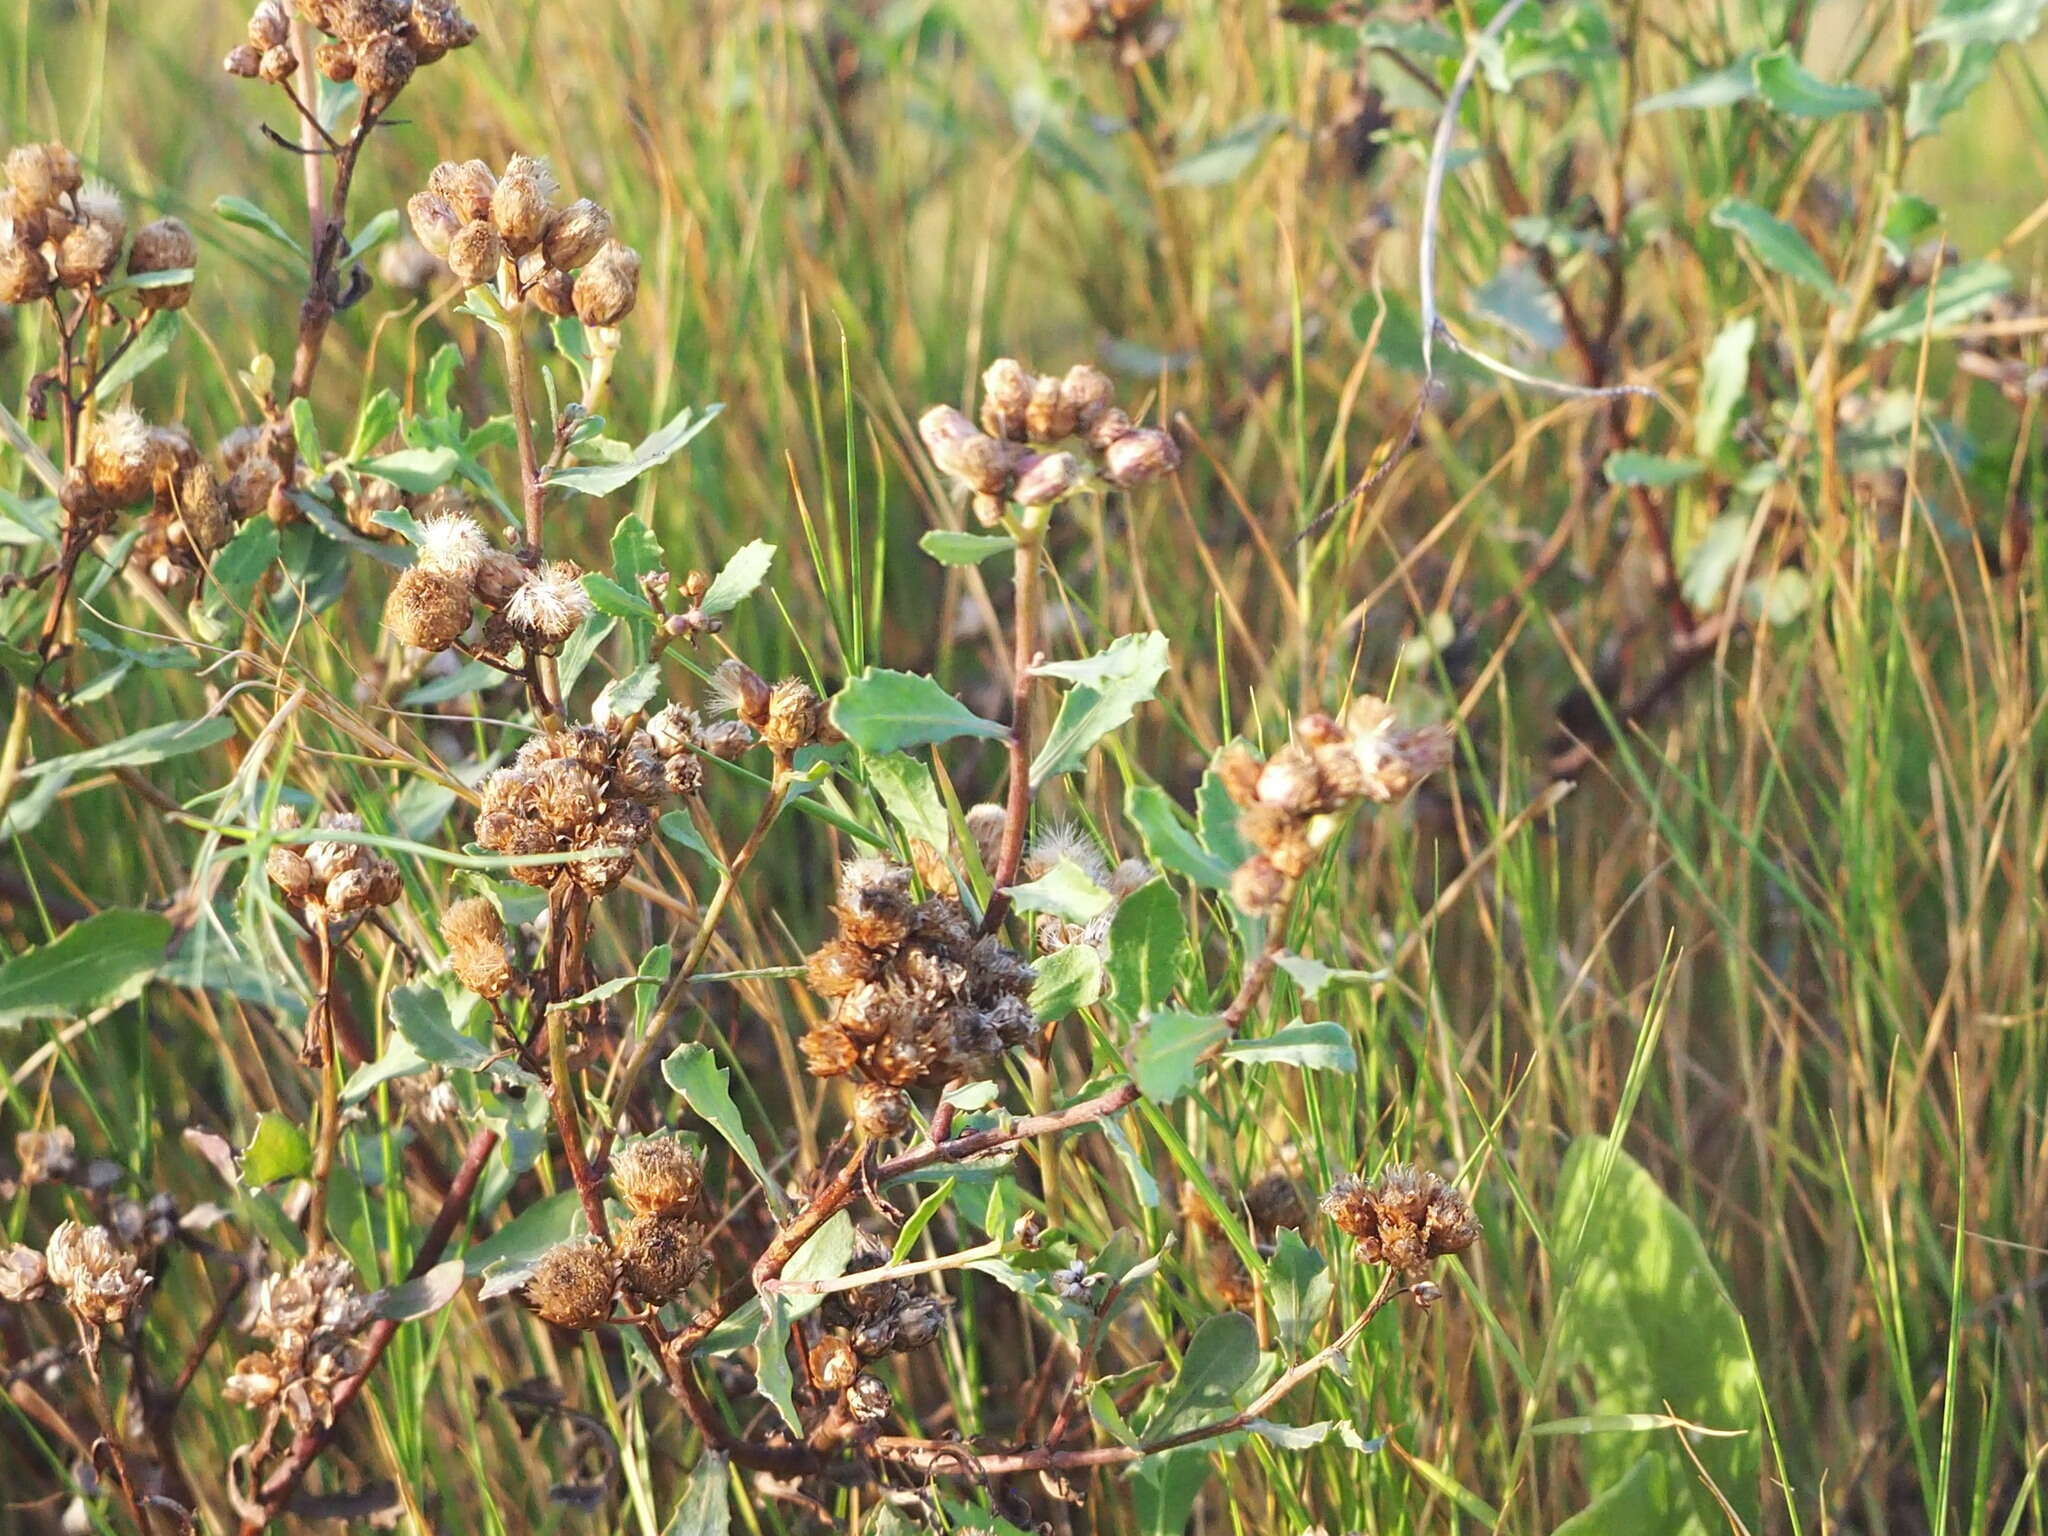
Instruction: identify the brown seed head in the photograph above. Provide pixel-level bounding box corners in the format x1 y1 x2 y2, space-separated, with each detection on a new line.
0 1244 47 1303
125 217 197 308
1023 372 1075 443
615 1212 707 1303
4 143 59 210
315 39 357 80
258 42 299 83
1246 1172 1307 1232
471 548 528 608
85 406 167 506
979 357 1036 441
224 42 263 75
853 1082 912 1140
542 198 611 271
809 1335 858 1392
44 1221 149 1327
800 1024 859 1078
532 266 575 317
15 1127 76 1184
1012 450 1087 507
445 218 500 286
248 0 292 49
1229 854 1290 918
846 1372 892 1423
385 565 472 651
611 1135 703 1217
490 154 555 256
761 678 824 755
429 159 497 222
0 236 52 305
407 192 462 260
409 0 479 56
524 1238 616 1329
445 896 513 998
571 239 640 327
1102 425 1181 486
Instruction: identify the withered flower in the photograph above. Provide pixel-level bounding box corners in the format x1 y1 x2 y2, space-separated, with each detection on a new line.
525 1238 616 1329
1322 1164 1479 1276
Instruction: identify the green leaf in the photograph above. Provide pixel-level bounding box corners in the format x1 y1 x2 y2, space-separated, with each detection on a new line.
610 513 665 592
546 403 724 496
215 194 306 259
1126 784 1234 889
1859 259 2013 343
779 1211 856 1317
663 1043 778 1202
18 716 233 781
1603 452 1703 490
1004 859 1112 924
374 1258 466 1322
242 1112 312 1187
1246 1418 1333 1450
93 310 184 401
1105 879 1184 1017
211 518 280 604
1710 198 1845 302
1266 1229 1333 1353
0 910 170 1028
1030 632 1171 786
593 662 663 723
583 573 657 622
1141 1312 1261 1438
1554 1137 1760 1534
1161 114 1289 187
389 983 491 1071
662 1451 730 1536
1131 1010 1229 1102
1695 317 1756 461
1881 194 1941 260
890 1179 957 1264
1921 0 2048 47
863 754 949 852
468 1190 581 1283
1634 55 1758 115
1223 1019 1357 1072
1030 943 1103 1022
830 668 1007 755
1908 39 2001 136
357 446 461 493
346 206 401 260
341 1030 431 1105
700 539 777 615
919 530 1015 566
1752 49 1881 116
349 389 403 461
1549 1454 1664 1536
1681 513 1750 614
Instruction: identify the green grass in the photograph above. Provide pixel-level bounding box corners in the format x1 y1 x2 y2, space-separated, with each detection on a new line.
5 1 2048 1533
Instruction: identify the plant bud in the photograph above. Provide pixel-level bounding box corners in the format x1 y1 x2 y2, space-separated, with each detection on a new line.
491 155 554 256
258 43 299 83
55 209 122 288
406 192 461 260
918 406 1022 497
42 143 81 196
1011 450 1086 507
524 1239 616 1330
0 236 50 305
224 42 263 76
853 1082 911 1140
571 240 639 327
1086 405 1133 452
445 219 500 286
712 659 772 730
429 160 497 222
845 1373 891 1423
532 266 575 317
1023 373 1075 443
409 0 479 58
226 454 284 520
59 464 104 519
891 1294 946 1351
979 357 1035 441
697 720 756 760
384 565 472 651
248 0 291 49
356 34 418 98
1102 425 1180 486
1059 363 1115 432
611 1135 702 1217
172 461 233 552
809 1336 858 1392
127 217 197 309
541 198 610 271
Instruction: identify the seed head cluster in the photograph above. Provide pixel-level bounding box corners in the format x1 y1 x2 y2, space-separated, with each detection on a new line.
224 0 477 99
265 807 405 923
7 1220 152 1331
474 721 700 895
223 1254 376 1432
520 1136 710 1327
2 141 197 312
408 154 639 329
385 508 603 653
800 858 1036 1098
803 1233 950 1426
1321 1164 1479 1277
918 357 1180 526
1217 696 1452 916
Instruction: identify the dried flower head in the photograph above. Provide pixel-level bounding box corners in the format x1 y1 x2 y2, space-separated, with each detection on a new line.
853 1082 912 1141
43 1221 149 1328
15 1127 76 1185
429 159 497 222
542 197 612 271
0 1244 48 1303
84 405 167 505
412 509 489 580
504 561 592 645
845 1372 892 1423
611 1135 703 1217
445 896 514 998
615 1213 708 1304
0 233 52 305
1321 1164 1478 1276
491 153 556 256
572 239 640 328
126 216 197 309
407 192 462 260
810 1335 858 1392
525 1238 616 1329
761 677 826 755
446 218 501 286
385 565 472 651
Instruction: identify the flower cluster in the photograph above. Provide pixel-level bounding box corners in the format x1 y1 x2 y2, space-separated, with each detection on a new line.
1216 696 1452 917
804 1236 949 1427
384 508 598 653
1321 1164 1479 1277
265 808 405 923
3 1221 152 1332
408 154 639 328
521 1137 711 1328
800 858 1036 1112
1047 0 1179 65
222 1254 376 1432
1 141 195 310
474 723 681 896
224 0 477 99
918 357 1181 525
